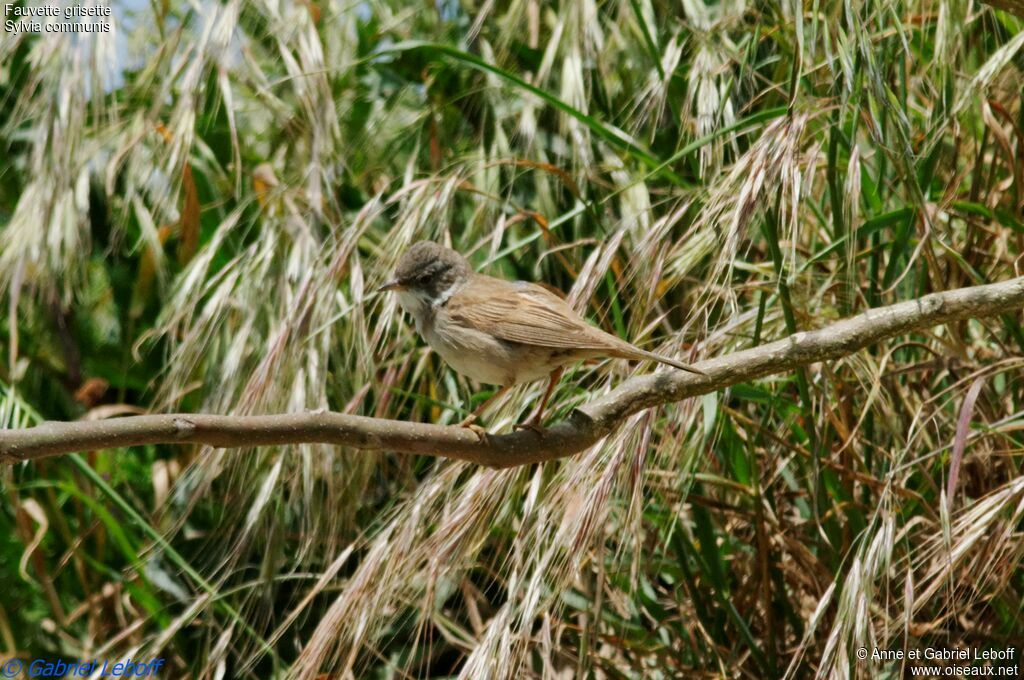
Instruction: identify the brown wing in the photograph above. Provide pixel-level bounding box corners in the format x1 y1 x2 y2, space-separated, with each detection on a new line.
446 275 629 351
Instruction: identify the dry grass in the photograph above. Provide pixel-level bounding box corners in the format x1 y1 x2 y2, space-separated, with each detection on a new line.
1 0 1023 677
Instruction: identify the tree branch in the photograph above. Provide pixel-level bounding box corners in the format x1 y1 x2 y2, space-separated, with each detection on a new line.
3 277 1023 468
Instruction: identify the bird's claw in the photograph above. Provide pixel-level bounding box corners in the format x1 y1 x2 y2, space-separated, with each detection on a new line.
513 420 545 435
459 420 489 442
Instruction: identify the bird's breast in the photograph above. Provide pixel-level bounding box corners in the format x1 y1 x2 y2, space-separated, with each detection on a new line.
420 313 570 385
423 319 517 385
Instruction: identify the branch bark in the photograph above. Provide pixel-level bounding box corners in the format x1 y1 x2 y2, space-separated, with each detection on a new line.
3 277 1023 468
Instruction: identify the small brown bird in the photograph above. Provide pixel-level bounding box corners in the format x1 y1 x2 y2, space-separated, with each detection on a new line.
379 241 704 430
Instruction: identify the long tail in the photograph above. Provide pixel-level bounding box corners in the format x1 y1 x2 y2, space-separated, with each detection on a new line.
617 347 707 375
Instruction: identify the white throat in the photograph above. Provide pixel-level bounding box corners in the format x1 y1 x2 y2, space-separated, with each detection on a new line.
395 278 463 334
395 290 431 327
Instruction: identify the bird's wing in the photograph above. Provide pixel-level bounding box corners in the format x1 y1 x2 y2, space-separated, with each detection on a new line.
446 276 629 351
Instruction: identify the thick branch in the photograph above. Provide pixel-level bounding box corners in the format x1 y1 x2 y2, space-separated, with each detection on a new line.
3 277 1023 468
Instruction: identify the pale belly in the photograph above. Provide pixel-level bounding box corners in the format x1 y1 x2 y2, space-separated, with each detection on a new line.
398 292 591 385
423 320 571 386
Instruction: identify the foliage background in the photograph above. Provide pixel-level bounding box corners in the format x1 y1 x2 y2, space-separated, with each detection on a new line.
1 0 1023 676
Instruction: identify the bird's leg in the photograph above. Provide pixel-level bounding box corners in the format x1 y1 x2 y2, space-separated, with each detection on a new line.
459 384 511 429
515 367 563 432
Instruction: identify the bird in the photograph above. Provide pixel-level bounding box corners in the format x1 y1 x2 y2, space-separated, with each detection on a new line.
378 241 705 431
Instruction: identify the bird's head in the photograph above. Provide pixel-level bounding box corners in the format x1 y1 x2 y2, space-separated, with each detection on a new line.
378 241 471 315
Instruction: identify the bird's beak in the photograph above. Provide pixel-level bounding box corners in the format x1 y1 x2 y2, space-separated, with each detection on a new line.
377 279 405 293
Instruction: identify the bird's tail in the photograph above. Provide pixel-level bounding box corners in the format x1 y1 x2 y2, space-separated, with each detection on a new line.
617 347 706 375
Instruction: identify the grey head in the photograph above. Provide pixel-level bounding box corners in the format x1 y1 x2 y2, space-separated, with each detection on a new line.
378 241 471 318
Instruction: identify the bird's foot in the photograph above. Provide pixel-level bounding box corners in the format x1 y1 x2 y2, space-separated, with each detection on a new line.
459 418 489 442
513 419 545 435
